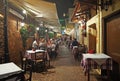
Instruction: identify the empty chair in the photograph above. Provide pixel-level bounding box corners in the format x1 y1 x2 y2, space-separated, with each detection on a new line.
31 51 46 72
24 59 33 81
20 51 33 81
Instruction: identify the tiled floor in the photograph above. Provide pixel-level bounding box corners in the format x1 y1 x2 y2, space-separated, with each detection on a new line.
31 45 110 81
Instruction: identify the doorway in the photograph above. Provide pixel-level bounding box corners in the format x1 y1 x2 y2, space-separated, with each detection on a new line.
104 10 120 81
88 23 96 52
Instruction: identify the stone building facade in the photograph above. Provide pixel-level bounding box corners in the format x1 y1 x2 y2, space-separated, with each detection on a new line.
0 1 35 64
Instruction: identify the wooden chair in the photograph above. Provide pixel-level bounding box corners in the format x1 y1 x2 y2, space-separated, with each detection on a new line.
32 51 46 72
15 60 33 81
24 59 33 81
20 51 26 70
20 51 33 81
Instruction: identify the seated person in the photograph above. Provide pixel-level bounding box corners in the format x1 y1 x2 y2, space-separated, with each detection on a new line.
39 39 46 50
72 38 79 49
32 39 39 50
71 38 79 54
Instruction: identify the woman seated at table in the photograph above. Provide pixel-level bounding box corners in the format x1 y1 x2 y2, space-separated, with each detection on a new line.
39 38 47 50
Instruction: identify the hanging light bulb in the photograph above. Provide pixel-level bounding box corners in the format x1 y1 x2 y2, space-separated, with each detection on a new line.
36 27 39 30
23 10 26 14
21 22 25 27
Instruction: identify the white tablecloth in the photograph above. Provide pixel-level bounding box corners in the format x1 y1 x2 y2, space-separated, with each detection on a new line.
81 53 112 81
81 53 112 72
82 53 111 65
25 49 50 60
0 62 23 79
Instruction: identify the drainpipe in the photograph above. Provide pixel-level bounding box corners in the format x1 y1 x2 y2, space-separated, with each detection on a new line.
3 0 9 62
99 0 102 53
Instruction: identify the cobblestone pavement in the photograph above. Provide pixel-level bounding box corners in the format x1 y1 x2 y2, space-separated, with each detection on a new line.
32 45 108 81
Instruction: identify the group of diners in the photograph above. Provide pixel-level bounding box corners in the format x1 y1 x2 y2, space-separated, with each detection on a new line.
32 38 59 60
64 37 95 61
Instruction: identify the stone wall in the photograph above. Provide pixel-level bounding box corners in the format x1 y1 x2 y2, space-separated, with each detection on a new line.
0 1 35 64
8 14 24 64
8 14 34 64
0 13 34 64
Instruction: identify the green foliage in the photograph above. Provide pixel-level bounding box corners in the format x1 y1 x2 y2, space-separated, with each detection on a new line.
48 32 54 38
20 27 29 47
27 24 36 36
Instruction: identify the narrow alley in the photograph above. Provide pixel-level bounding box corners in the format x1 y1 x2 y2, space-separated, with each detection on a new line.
0 0 120 81
32 44 104 81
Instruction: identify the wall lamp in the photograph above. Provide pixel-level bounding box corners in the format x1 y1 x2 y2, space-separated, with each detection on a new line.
101 0 112 11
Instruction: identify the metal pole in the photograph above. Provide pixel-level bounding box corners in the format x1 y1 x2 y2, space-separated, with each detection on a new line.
4 0 9 62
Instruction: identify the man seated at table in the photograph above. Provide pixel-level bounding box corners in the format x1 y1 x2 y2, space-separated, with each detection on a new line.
71 38 80 60
71 38 79 53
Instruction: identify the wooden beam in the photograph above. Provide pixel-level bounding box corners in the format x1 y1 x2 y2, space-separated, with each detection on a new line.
71 2 80 22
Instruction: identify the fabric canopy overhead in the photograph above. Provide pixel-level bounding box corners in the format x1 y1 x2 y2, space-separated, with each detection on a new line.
8 0 61 32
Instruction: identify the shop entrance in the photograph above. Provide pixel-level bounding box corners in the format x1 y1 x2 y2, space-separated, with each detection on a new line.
104 10 120 81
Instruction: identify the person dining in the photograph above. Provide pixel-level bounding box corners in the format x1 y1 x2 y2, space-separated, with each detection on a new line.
71 38 79 53
32 38 39 50
39 38 47 50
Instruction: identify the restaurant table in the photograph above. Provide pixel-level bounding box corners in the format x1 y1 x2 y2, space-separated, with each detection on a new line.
81 53 112 81
25 49 50 71
25 49 50 61
0 62 24 81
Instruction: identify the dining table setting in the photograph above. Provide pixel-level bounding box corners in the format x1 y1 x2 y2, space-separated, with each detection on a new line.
25 49 50 61
81 53 112 81
0 62 24 80
24 49 50 72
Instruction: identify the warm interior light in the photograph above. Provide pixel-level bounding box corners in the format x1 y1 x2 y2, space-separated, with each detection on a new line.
63 13 66 17
45 29 48 32
23 10 26 14
0 14 3 18
35 14 43 17
36 27 39 30
21 22 25 26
